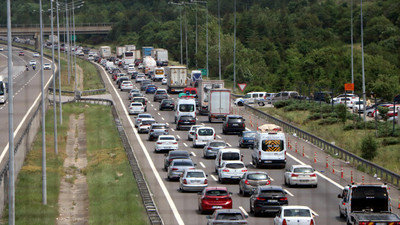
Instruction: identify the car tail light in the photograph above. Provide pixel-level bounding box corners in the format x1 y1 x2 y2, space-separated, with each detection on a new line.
165 129 168 132
190 120 195 122
282 219 287 225
358 223 367 225
241 169 247 172
178 120 183 123
214 133 216 139
226 123 229 127
196 134 198 140
207 147 212 150
291 174 299 177
243 123 245 127
169 159 173 162
204 179 208 184
141 107 144 109
172 168 179 171
310 220 314 225
183 179 187 184
256 197 265 201
259 151 261 161
279 197 288 201
266 180 271 185
138 119 142 122
310 173 316 177
150 130 154 132
244 180 249 185
156 142 162 144
173 142 178 144
222 169 230 172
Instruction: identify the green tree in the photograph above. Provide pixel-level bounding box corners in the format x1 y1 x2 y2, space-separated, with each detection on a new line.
360 135 378 160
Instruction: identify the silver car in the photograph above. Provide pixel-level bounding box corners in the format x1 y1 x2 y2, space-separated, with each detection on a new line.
135 113 153 127
217 161 247 184
207 209 248 225
167 159 196 180
203 140 228 159
284 164 318 188
128 89 141 100
138 118 156 133
179 169 208 192
164 150 191 170
239 172 271 196
148 123 168 141
187 125 203 141
155 135 179 153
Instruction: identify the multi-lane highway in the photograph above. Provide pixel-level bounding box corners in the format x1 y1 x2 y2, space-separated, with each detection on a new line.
95 63 367 225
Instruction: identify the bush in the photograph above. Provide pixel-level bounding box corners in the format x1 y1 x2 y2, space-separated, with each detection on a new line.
273 100 294 108
335 104 347 123
361 135 378 160
377 121 393 137
378 106 389 121
381 137 400 146
318 117 338 125
307 113 322 121
343 121 376 130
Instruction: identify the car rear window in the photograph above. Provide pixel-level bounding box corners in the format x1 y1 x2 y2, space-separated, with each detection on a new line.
260 190 284 196
131 103 142 106
243 132 256 138
173 161 193 166
209 142 226 147
152 125 166 129
180 116 194 120
216 213 244 220
283 209 310 217
206 190 228 196
160 136 175 141
261 140 284 151
163 100 174 104
156 90 167 94
221 153 240 160
225 163 245 169
228 119 243 123
293 167 313 173
139 114 152 118
141 120 155 125
198 129 214 136
186 172 204 178
179 104 195 112
248 173 268 180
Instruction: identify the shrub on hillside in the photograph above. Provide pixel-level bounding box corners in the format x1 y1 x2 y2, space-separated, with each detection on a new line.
361 135 378 160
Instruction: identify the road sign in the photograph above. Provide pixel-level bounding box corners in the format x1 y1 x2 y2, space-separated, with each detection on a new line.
394 94 400 103
199 68 207 76
344 83 354 91
70 35 76 41
238 83 247 92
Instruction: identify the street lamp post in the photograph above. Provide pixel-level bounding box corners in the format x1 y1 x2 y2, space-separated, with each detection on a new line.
218 0 221 80
360 0 366 122
233 0 236 92
56 0 63 124
168 2 184 65
50 0 58 155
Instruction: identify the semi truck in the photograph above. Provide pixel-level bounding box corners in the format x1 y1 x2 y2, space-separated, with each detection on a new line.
151 48 168 66
208 89 231 122
125 45 136 51
165 66 187 94
190 70 202 86
116 46 125 58
197 80 224 115
143 56 157 75
142 46 153 57
99 46 111 58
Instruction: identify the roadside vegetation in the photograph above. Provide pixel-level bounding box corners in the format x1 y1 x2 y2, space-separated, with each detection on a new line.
2 104 148 224
261 100 400 174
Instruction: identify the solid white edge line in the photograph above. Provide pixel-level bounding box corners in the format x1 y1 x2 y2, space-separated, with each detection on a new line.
190 151 196 157
238 206 248 217
100 65 185 225
210 175 218 181
283 189 294 197
287 153 344 190
0 58 55 163
199 162 206 168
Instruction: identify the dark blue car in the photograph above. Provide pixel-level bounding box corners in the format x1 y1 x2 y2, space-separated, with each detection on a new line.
145 84 158 94
239 131 256 148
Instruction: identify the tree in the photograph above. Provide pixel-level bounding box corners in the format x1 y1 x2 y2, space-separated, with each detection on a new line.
360 135 378 160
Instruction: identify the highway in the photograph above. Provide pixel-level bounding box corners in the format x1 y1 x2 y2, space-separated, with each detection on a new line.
0 45 53 170
96 63 361 225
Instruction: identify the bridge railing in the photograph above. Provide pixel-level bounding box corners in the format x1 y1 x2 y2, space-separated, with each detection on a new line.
0 23 113 28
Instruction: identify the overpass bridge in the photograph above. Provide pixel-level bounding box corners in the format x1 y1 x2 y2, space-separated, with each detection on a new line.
0 23 113 36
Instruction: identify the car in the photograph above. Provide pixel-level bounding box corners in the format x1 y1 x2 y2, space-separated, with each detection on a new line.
148 123 168 141
154 89 168 102
130 71 139 79
239 172 271 196
249 186 288 216
134 113 153 127
198 187 233 213
137 118 156 133
222 115 246 134
164 150 191 170
18 51 24 56
138 63 144 69
203 140 228 159
161 77 167 85
187 125 203 141
131 97 147 112
217 161 247 184
29 60 36 66
239 131 256 148
113 72 125 81
284 164 318 188
179 169 208 192
352 100 365 113
128 102 145 115
0 47 4 51
206 209 248 225
155 135 179 153
167 159 196 180
273 206 315 225
43 63 51 70
145 84 158 94
193 127 216 148
120 81 133 91
159 99 175 111
140 80 152 91
32 52 40 57
135 74 145 83
128 89 141 100
117 76 130 88
176 115 196 130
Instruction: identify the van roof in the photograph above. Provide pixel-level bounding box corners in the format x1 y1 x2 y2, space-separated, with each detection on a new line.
177 98 195 103
219 148 240 153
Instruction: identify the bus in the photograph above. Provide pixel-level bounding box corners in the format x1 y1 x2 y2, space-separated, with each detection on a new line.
123 51 135 65
0 76 8 104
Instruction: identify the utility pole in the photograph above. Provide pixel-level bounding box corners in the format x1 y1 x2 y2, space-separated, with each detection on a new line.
185 4 188 66
50 0 58 155
65 0 70 84
351 0 354 93
233 0 237 92
218 0 221 80
56 0 63 124
360 0 366 121
195 3 198 68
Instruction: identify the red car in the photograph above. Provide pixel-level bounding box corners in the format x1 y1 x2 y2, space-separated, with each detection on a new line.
18 51 24 56
198 187 232 213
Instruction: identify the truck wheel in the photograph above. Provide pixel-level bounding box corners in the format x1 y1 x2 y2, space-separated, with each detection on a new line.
208 117 212 123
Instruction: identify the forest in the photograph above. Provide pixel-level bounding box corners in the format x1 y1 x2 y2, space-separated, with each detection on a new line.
1 0 400 100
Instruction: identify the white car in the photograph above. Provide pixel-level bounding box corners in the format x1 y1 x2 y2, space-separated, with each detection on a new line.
284 165 318 188
120 81 133 91
128 102 145 115
136 74 145 83
128 89 141 100
32 52 40 57
154 135 179 153
138 63 144 69
43 63 51 70
217 161 247 184
179 169 208 192
138 118 156 133
273 206 316 225
135 113 153 127
0 47 4 51
161 78 167 85
29 60 36 66
187 125 204 141
192 127 215 148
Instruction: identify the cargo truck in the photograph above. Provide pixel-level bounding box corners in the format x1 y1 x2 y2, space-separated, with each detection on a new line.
125 45 136 51
197 80 224 115
133 50 141 60
151 48 168 66
116 46 125 58
143 56 157 75
142 46 153 57
208 89 231 122
99 46 111 58
190 70 202 86
165 66 187 94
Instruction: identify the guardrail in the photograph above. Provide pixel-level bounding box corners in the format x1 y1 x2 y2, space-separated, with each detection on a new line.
241 102 400 187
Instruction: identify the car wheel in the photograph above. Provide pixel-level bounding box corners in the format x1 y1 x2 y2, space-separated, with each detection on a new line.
222 129 226 134
239 187 243 195
250 204 254 214
167 175 171 181
254 210 260 217
339 208 345 218
284 177 287 185
313 184 318 188
176 126 180 130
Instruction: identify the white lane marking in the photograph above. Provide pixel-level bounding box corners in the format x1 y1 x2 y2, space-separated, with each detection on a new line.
161 117 165 120
100 65 185 225
196 117 198 121
199 162 206 168
171 128 175 132
151 104 154 107
227 143 232 147
269 176 274 181
154 108 157 111
249 162 253 165
201 123 205 126
183 143 188 147
210 175 218 181
191 151 196 157
166 123 169 126
157 112 160 115
238 206 248 217
216 135 222 139
287 153 344 190
284 189 294 197
176 135 181 139
311 209 319 217
245 127 251 131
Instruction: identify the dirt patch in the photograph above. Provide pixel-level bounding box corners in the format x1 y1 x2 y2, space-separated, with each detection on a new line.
76 65 84 91
57 114 89 225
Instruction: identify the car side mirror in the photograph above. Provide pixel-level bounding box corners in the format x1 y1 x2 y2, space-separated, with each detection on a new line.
337 194 343 198
206 215 211 219
229 192 233 195
206 174 208 177
244 214 249 219
194 163 197 167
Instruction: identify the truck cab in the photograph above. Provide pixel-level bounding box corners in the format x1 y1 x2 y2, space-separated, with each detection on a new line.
251 127 286 169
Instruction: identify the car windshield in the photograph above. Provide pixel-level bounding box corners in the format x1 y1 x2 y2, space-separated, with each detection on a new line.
209 142 226 147
186 172 204 178
179 104 195 112
198 129 213 136
221 153 240 160
173 161 193 166
283 209 311 217
215 213 243 220
225 163 244 169
248 173 268 180
293 167 313 173
160 137 175 141
139 115 151 118
152 125 166 129
243 132 256 138
261 140 284 151
206 190 228 196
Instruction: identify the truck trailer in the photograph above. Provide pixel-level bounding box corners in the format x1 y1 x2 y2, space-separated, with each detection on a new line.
165 66 187 94
197 80 224 115
208 89 231 122
99 46 111 58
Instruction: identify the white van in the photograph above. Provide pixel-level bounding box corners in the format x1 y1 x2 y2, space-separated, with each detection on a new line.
175 98 196 123
192 127 215 148
234 92 267 106
214 148 242 172
251 128 286 168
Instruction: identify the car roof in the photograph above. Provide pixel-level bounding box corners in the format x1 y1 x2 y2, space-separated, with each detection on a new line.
151 123 166 126
218 148 240 153
292 164 313 169
258 185 284 191
130 102 142 105
242 131 256 134
197 127 214 130
280 205 311 210
213 209 243 214
140 118 155 122
158 135 175 139
169 150 189 155
223 161 244 165
207 140 226 144
171 158 193 163
184 169 205 174
227 115 243 118
138 113 152 117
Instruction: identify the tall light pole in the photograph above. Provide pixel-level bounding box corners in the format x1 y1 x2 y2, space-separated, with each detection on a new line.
56 0 63 124
185 4 188 66
351 0 354 93
233 0 237 92
360 0 366 121
218 0 221 80
168 2 184 65
7 0 15 222
72 1 78 97
50 0 58 155
65 0 71 84
195 3 198 68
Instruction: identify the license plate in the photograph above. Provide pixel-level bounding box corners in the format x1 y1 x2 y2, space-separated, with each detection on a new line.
212 206 222 209
263 161 272 163
247 140 254 143
232 176 240 179
300 180 309 182
232 124 239 126
268 200 278 203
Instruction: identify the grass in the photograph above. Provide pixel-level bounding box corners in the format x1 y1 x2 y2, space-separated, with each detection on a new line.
261 103 400 174
2 103 149 224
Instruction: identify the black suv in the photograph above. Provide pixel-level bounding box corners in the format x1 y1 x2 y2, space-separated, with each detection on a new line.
222 115 246 134
176 115 196 130
249 186 288 216
160 99 175 111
